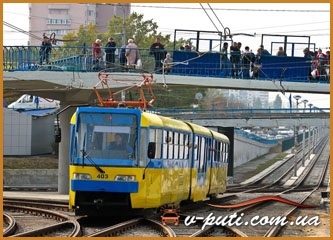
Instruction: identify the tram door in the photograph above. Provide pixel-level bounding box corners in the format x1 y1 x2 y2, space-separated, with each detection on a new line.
194 135 209 187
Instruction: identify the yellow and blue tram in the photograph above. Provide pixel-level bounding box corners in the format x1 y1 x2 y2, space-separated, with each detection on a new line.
69 107 229 216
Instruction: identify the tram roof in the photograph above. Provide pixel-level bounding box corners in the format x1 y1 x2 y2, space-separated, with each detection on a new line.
142 112 192 132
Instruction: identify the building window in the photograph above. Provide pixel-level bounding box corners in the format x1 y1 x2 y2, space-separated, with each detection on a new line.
88 10 94 17
49 9 69 15
47 18 71 25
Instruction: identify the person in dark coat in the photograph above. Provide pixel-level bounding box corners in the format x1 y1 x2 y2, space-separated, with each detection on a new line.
119 44 126 67
105 37 116 68
39 36 52 65
149 37 165 72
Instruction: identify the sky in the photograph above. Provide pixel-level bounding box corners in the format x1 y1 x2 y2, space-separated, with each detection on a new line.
2 3 330 108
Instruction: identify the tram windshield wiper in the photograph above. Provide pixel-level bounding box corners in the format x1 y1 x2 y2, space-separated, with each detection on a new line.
80 133 104 173
80 149 105 174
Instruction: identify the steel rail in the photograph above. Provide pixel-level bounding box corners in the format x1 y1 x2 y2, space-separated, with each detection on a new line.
3 213 17 237
86 218 175 237
4 204 81 237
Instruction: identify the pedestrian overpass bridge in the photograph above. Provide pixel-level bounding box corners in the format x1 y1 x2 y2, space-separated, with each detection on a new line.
3 45 330 129
3 45 330 96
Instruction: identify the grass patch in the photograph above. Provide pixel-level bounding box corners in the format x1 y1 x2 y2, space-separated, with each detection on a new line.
3 155 58 169
240 153 288 180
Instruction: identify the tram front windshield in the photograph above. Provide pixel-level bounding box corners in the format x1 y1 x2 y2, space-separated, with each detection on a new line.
77 113 138 161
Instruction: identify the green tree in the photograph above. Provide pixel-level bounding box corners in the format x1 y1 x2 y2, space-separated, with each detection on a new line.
62 12 187 51
201 89 228 108
104 12 174 50
63 23 101 48
153 86 204 109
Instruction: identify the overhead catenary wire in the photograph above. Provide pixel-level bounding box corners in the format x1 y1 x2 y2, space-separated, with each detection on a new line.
199 3 221 33
4 4 328 46
4 21 44 42
207 3 225 31
131 4 329 12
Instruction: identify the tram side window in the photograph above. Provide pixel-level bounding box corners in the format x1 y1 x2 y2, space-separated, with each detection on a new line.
174 132 179 159
219 142 223 162
211 139 216 161
179 133 190 160
163 129 169 159
220 142 224 162
194 136 199 161
196 136 208 172
179 133 184 159
224 143 229 162
222 142 228 163
168 131 174 159
155 129 162 159
213 140 219 162
215 141 222 162
195 136 203 171
149 128 162 159
200 137 206 172
70 125 76 164
206 138 212 162
184 134 190 159
140 128 148 166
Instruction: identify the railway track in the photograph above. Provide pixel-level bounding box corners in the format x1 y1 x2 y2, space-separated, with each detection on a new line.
3 135 329 237
227 133 329 193
3 204 81 237
211 135 330 237
84 218 175 237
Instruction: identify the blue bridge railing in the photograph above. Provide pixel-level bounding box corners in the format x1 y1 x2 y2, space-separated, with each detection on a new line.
3 45 330 83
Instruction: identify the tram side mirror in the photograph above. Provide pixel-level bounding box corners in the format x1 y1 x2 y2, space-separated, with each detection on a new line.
147 142 156 159
55 127 61 143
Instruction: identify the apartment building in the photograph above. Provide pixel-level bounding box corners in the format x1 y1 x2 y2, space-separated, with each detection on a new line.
29 3 130 46
219 89 269 108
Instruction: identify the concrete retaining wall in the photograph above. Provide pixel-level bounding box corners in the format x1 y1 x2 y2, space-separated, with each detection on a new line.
3 169 58 189
234 134 276 167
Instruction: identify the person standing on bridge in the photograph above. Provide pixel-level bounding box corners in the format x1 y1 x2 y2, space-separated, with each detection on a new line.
92 39 102 70
230 41 241 78
220 42 229 77
39 36 52 66
125 39 140 68
105 37 116 68
150 37 166 73
163 53 173 74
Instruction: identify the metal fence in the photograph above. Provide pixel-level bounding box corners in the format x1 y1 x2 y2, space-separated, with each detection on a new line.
3 45 329 83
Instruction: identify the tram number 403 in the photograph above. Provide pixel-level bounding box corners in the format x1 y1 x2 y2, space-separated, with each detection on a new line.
97 173 109 179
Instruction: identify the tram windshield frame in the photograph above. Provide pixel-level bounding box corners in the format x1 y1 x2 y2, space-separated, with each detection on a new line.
75 112 138 165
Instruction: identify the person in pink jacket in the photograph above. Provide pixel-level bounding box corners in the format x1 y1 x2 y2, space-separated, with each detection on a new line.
125 39 141 68
92 39 102 70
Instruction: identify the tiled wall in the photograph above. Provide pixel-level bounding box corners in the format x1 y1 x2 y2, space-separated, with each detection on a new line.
4 108 32 155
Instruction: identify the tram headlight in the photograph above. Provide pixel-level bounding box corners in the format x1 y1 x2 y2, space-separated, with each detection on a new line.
73 173 92 180
114 175 136 181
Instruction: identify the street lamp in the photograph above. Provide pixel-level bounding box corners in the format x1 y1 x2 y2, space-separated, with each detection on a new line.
292 94 301 176
293 95 301 112
122 9 126 46
308 103 313 113
302 99 308 113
